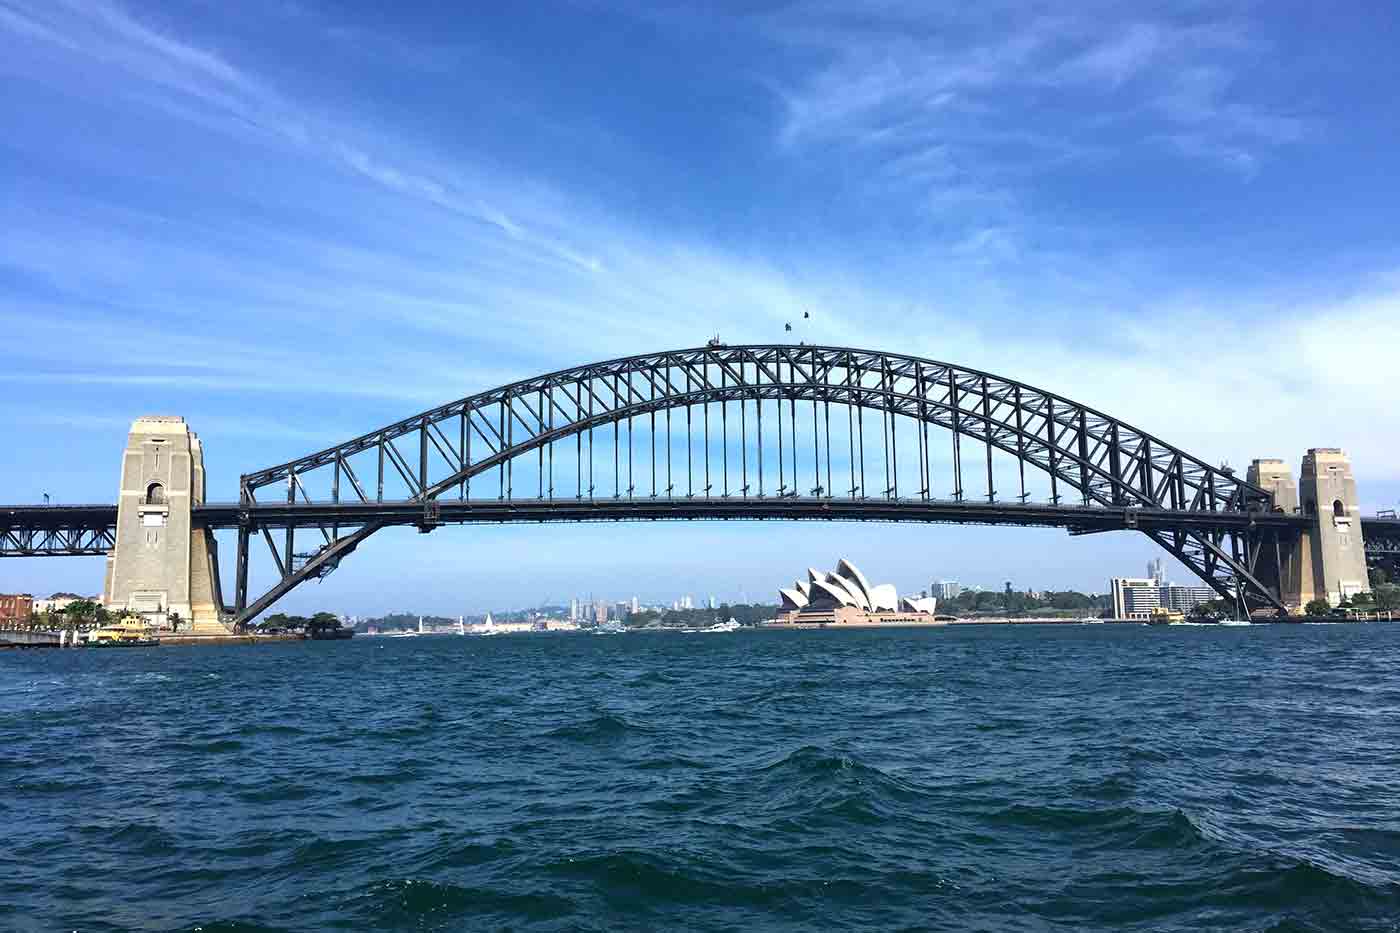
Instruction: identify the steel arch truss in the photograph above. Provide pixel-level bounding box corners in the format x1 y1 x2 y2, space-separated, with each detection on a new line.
233 345 1281 624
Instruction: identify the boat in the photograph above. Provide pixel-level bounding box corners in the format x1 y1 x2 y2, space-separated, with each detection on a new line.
1080 617 1104 624
1147 607 1187 626
85 620 158 647
702 619 742 633
1217 619 1252 627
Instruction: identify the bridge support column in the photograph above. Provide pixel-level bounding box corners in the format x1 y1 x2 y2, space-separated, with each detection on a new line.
1247 458 1302 610
1249 450 1369 610
104 417 228 633
1300 449 1369 607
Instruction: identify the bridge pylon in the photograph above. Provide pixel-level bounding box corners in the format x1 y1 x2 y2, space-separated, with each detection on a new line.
1248 450 1370 611
102 417 228 633
1300 449 1369 606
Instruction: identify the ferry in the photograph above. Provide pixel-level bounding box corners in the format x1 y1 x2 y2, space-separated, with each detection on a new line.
86 620 158 647
1147 607 1187 626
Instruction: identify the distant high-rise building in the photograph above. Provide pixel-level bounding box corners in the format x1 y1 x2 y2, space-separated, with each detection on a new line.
931 581 962 600
707 595 717 609
1147 558 1166 587
569 598 578 622
682 594 694 610
630 595 639 614
594 601 608 624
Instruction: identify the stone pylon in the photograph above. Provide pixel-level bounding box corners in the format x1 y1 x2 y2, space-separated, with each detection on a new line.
103 417 228 632
1299 449 1369 606
1248 450 1369 611
1247 458 1305 609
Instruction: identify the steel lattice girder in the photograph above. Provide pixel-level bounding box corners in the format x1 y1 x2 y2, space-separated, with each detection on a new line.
242 345 1268 514
0 523 116 557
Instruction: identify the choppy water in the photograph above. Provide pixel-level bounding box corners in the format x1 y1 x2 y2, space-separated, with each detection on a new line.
4 624 1400 932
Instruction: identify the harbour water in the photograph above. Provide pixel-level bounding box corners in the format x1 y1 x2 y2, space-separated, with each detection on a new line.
4 624 1399 931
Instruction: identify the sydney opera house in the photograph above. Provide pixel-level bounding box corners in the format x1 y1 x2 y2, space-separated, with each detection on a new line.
773 559 940 626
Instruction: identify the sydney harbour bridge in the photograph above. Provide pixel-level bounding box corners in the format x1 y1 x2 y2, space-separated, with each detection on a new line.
3 344 1397 628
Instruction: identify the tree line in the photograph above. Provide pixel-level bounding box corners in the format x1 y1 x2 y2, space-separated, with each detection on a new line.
626 603 774 628
942 589 1111 616
257 612 345 636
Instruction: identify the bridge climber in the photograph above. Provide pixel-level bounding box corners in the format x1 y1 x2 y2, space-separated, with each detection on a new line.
0 345 1390 630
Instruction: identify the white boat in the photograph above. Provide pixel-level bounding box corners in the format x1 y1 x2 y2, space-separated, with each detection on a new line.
703 619 742 633
1218 619 1252 626
1080 617 1104 624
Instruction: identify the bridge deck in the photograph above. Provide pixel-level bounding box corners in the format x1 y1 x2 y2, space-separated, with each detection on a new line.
5 501 1393 557
192 497 1315 532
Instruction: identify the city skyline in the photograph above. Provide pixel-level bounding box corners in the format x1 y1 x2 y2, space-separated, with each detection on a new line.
3 2 1399 614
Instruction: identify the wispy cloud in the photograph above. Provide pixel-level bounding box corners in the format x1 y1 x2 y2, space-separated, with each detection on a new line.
767 4 1308 185
0 0 602 276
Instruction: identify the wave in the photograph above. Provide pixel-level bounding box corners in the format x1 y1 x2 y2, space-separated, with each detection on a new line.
623 669 679 687
344 878 576 925
542 713 651 743
160 737 246 754
76 820 182 854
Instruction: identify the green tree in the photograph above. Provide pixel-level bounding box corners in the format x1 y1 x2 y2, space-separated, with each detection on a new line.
1304 598 1332 618
63 599 102 625
1371 568 1390 588
1190 599 1227 620
1375 585 1400 611
307 612 342 636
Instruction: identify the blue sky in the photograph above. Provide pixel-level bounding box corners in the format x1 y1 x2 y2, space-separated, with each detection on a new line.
3 1 1398 614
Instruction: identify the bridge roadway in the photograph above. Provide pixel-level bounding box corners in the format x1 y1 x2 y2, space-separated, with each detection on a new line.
8 499 1399 555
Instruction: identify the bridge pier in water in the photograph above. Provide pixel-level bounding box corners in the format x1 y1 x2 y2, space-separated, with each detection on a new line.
103 416 229 634
1248 449 1369 610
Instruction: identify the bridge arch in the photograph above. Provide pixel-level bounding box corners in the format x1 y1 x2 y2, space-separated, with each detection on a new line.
230 345 1281 624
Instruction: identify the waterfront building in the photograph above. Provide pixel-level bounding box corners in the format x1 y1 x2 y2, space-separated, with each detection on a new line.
774 559 938 627
1111 578 1161 620
32 593 92 617
0 594 34 627
541 618 581 631
1160 585 1216 612
1112 576 1216 618
569 598 579 622
631 596 639 614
